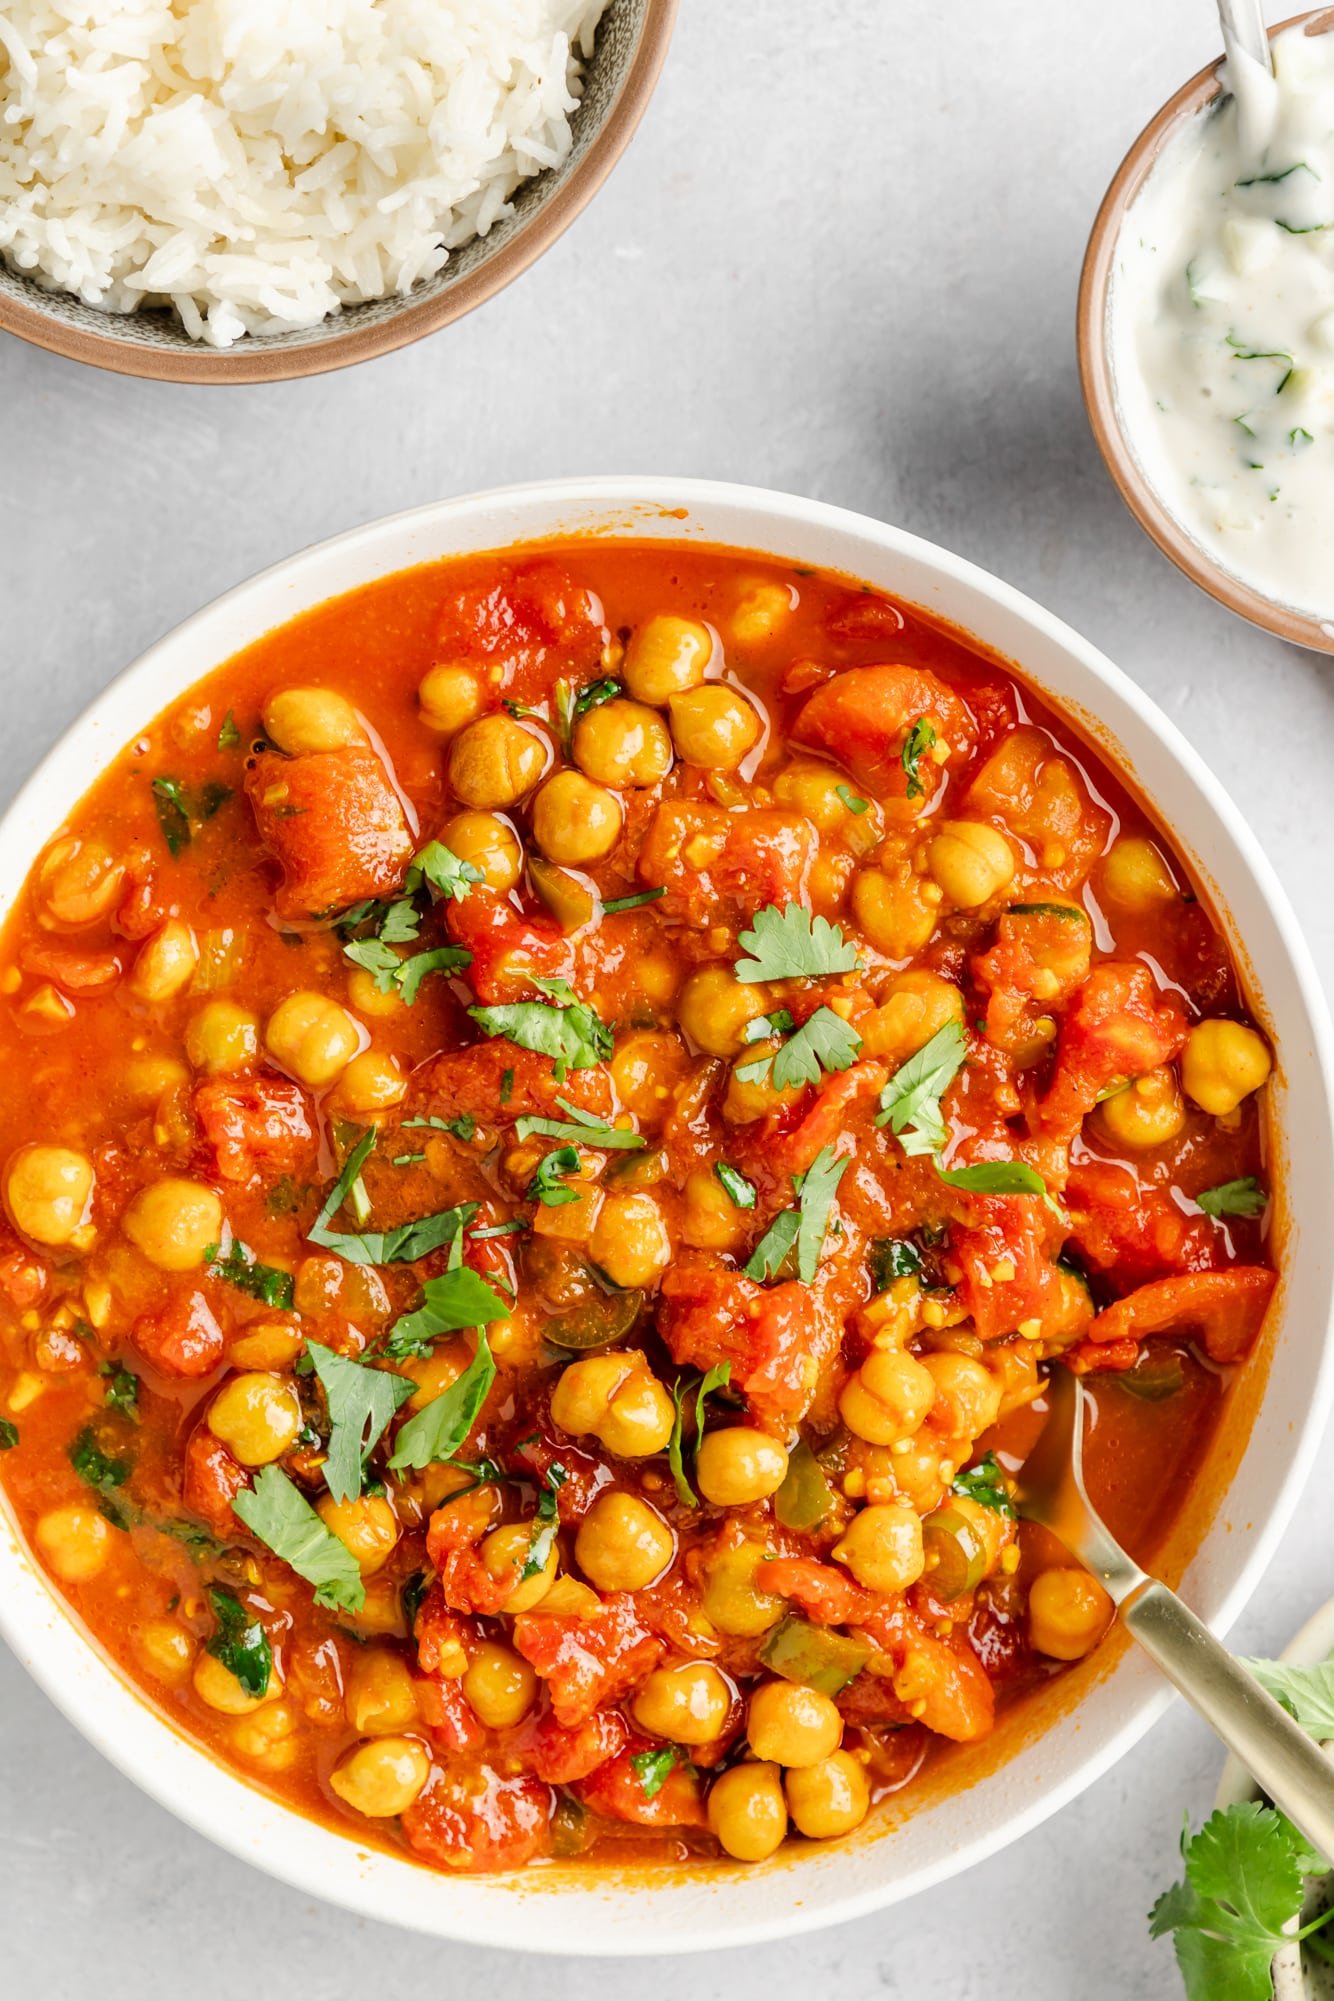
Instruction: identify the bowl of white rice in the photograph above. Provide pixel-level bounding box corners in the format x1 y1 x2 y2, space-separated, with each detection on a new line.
0 0 674 383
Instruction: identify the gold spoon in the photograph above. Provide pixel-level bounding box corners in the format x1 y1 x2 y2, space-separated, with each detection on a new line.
1016 1367 1334 1857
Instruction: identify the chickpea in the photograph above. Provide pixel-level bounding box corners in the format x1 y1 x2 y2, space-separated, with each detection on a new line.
610 1030 690 1125
463 1642 538 1729
707 1761 787 1862
723 1044 803 1125
784 1751 871 1840
668 686 762 770
1181 1019 1272 1116
696 1429 789 1507
207 1372 302 1467
1096 1067 1186 1150
346 1649 420 1735
228 1318 304 1371
730 581 793 647
682 1166 749 1253
573 698 674 789
1028 1567 1115 1661
922 1350 1002 1440
129 919 198 1003
193 1650 282 1717
6 1144 94 1246
439 810 523 892
839 1348 936 1446
35 1504 110 1582
265 990 360 1089
418 662 484 738
37 836 125 929
551 1350 674 1458
832 1502 925 1594
633 1662 733 1745
478 1521 559 1612
332 1049 406 1115
1101 835 1179 913
346 966 405 1020
590 1191 671 1288
186 999 259 1074
448 714 548 809
773 760 869 835
329 1736 431 1818
623 614 712 705
136 1617 197 1686
851 861 938 959
230 1699 301 1772
531 770 624 866
575 1490 675 1592
702 1539 786 1637
927 820 1017 909
860 971 965 1066
123 1052 191 1104
316 1492 399 1575
122 1177 222 1271
677 964 769 1058
747 1680 843 1769
262 687 366 755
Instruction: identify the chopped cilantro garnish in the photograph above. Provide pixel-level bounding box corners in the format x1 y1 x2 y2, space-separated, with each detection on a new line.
744 1146 848 1284
1195 1177 1268 1220
233 1467 366 1613
601 887 667 915
205 1588 272 1698
835 784 869 814
306 1340 416 1504
205 1241 295 1310
875 1019 967 1156
667 1363 733 1508
715 1163 757 1210
100 1362 140 1422
737 1004 862 1092
527 1146 583 1207
900 716 937 800
0 1418 18 1450
382 1268 510 1360
388 1330 495 1471
217 710 241 750
734 903 862 983
469 980 612 1080
952 1451 1015 1517
521 1462 568 1579
151 775 230 858
631 1744 682 1799
403 1113 477 1141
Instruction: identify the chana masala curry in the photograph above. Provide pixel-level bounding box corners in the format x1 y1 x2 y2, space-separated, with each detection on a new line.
0 543 1276 1874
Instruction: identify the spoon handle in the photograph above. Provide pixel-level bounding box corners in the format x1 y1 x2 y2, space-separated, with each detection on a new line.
1124 1578 1334 1860
1218 0 1272 72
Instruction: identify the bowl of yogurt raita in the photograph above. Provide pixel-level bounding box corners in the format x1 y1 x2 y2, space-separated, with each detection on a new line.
1080 9 1334 649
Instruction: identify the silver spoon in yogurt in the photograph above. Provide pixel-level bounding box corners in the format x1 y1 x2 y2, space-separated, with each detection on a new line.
1218 0 1278 152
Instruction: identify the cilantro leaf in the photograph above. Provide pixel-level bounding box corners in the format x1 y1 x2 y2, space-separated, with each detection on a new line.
1238 1657 1334 1738
715 1163 756 1209
343 938 471 1004
734 903 862 983
742 1009 796 1044
744 1146 849 1284
1196 1177 1268 1220
667 1364 733 1509
233 1467 366 1613
382 1266 510 1359
901 716 937 800
952 1451 1015 1518
515 1097 645 1150
522 1463 568 1579
308 1131 481 1266
738 1006 862 1092
151 775 230 858
217 710 241 750
875 1019 967 1156
0 1418 17 1449
573 678 623 719
205 1588 272 1698
868 1236 922 1290
100 1363 140 1422
835 784 869 814
601 887 667 915
68 1427 132 1525
403 1113 477 1142
306 1340 416 1504
469 989 612 1080
412 841 483 904
1149 1802 1334 2001
388 1330 495 1471
206 1241 295 1310
528 1146 582 1207
935 1158 1053 1203
631 1744 681 1799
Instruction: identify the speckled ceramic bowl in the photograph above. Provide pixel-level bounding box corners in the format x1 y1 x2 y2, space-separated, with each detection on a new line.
1 478 1332 1951
1078 9 1334 653
0 0 676 385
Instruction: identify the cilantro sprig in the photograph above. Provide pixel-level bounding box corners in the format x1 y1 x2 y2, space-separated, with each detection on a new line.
528 1146 582 1207
205 1588 272 1698
470 978 613 1081
306 1340 416 1503
874 1019 967 1156
205 1241 295 1310
1149 1802 1334 2000
734 904 862 983
744 1146 849 1284
667 1364 733 1508
952 1451 1015 1518
338 842 480 1003
1196 1177 1268 1220
307 1130 482 1266
900 716 937 800
737 1005 862 1092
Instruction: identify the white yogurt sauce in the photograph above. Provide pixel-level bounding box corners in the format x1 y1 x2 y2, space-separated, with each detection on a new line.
1111 24 1334 623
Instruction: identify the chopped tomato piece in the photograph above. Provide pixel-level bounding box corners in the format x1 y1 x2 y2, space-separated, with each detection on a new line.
415 1041 615 1134
245 745 414 919
1078 1267 1276 1367
973 904 1093 1055
860 1602 996 1742
414 1673 485 1752
400 1762 553 1873
0 1231 47 1311
194 1074 314 1184
20 940 122 992
413 1585 472 1677
445 889 573 1003
432 560 603 704
744 1061 887 1182
636 803 816 929
513 1594 663 1728
526 1707 629 1786
658 1254 840 1425
1039 963 1187 1137
966 727 1112 891
578 1742 708 1829
760 1555 874 1626
794 664 977 816
947 1194 1065 1343
1065 1158 1214 1286
132 1291 225 1379
181 1424 249 1534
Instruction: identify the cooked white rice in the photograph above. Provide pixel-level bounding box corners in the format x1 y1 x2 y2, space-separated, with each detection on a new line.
0 0 609 347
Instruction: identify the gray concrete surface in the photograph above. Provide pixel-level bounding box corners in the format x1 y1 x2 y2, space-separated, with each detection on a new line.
3 3 1334 1993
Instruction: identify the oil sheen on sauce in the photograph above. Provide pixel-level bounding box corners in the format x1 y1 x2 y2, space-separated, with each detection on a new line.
1111 23 1334 623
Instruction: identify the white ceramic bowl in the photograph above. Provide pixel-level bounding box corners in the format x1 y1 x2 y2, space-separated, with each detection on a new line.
2 478 1332 1953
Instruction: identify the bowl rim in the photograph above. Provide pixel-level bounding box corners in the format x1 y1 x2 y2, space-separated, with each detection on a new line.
2 474 1333 1952
1076 7 1334 653
0 0 678 386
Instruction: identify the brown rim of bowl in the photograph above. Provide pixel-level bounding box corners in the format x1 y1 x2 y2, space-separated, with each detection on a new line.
0 0 678 386
1077 7 1334 654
